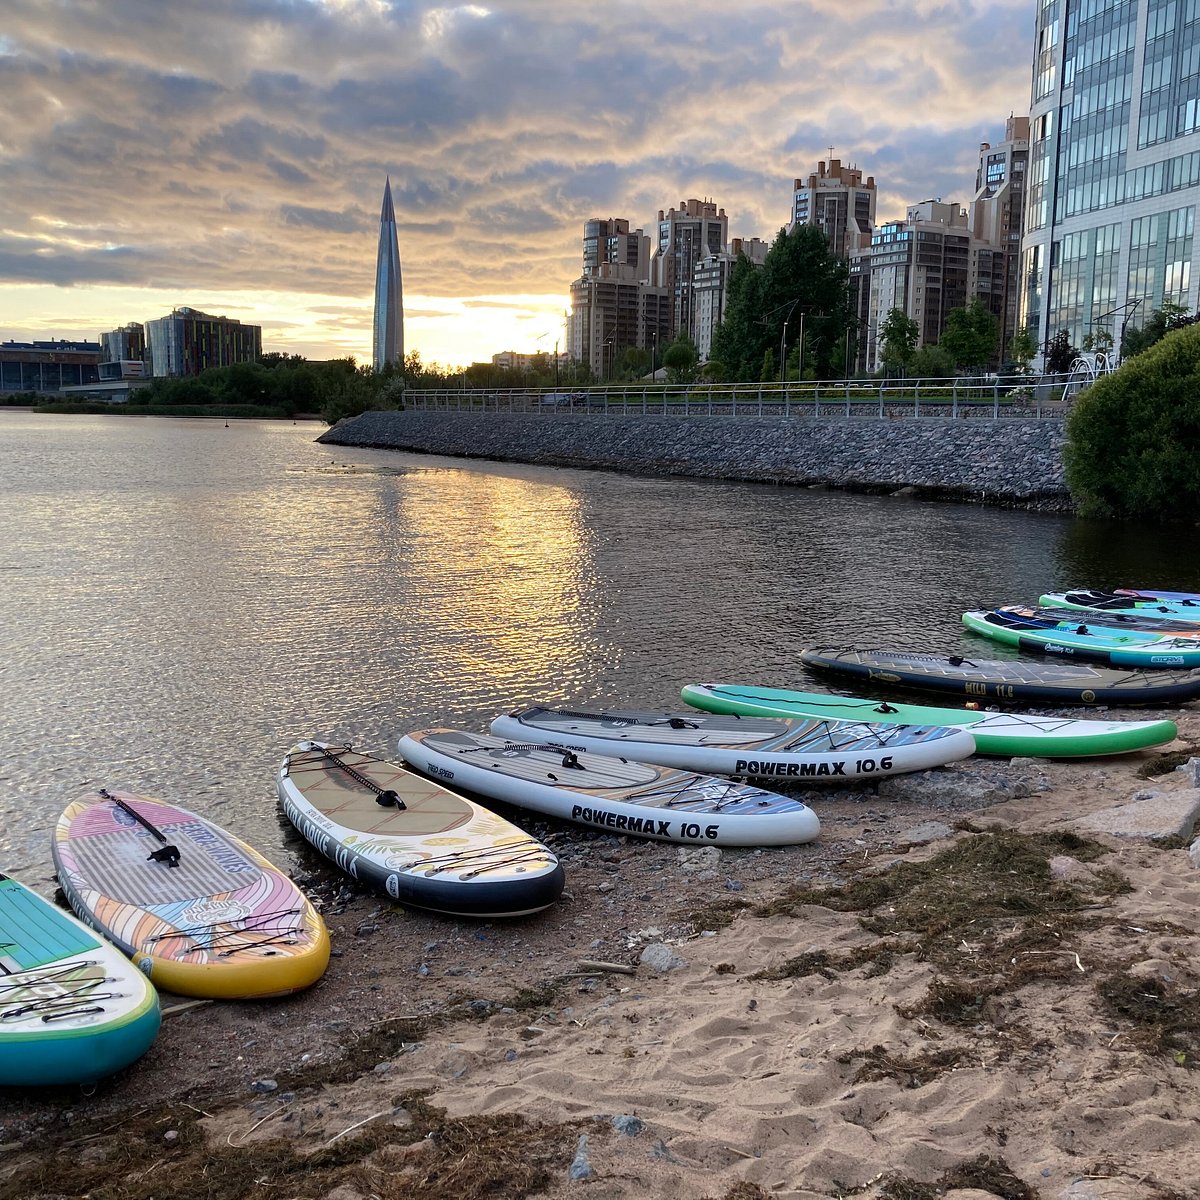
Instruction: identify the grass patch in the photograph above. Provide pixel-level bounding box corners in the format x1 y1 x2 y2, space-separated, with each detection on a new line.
1136 746 1200 780
276 975 572 1091
0 1092 590 1200
837 1044 971 1088
837 1152 1038 1198
750 828 1126 980
1097 972 1200 1068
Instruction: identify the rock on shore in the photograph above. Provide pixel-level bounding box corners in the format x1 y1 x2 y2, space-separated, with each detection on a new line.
318 410 1071 510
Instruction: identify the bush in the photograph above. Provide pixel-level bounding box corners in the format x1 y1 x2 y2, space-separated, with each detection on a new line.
1063 324 1200 521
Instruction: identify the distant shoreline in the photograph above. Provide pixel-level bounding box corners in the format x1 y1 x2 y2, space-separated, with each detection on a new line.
2 403 324 422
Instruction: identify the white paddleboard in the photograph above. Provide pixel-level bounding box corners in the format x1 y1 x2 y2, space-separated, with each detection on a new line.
398 728 821 847
489 704 976 779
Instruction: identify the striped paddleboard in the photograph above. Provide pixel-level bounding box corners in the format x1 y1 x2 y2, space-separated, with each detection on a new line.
53 790 330 1000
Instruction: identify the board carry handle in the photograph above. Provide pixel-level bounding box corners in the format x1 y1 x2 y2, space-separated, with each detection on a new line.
99 788 180 868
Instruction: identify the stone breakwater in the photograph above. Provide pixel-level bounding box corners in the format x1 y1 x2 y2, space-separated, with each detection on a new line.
319 410 1071 510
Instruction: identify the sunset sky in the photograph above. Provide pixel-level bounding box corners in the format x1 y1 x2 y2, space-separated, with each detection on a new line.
0 1 1032 369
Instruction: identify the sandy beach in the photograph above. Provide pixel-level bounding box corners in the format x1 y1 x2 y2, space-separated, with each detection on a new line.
2 707 1200 1200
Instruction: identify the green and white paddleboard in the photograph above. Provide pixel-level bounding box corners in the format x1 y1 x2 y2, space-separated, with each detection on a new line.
680 683 1178 758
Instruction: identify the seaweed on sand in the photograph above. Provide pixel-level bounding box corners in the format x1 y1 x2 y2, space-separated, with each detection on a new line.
0 1092 593 1200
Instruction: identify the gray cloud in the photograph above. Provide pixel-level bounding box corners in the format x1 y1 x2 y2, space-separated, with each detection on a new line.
0 0 1032 353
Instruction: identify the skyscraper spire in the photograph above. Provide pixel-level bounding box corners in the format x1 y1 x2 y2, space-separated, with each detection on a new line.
373 176 404 372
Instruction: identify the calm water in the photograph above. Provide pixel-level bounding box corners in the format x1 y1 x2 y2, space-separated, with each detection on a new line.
3 412 1199 877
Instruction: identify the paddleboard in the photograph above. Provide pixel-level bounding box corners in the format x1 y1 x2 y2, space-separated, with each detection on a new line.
1000 604 1200 638
1040 591 1200 620
680 682 1178 758
489 704 976 779
398 728 821 847
53 789 331 1000
797 645 1200 707
962 609 1200 669
277 741 564 918
1118 588 1200 606
0 872 161 1086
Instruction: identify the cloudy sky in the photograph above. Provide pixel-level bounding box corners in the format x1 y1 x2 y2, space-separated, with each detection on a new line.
0 0 1032 368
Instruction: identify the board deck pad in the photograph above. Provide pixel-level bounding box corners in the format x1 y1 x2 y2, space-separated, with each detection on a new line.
281 746 479 837
65 819 259 907
0 876 99 972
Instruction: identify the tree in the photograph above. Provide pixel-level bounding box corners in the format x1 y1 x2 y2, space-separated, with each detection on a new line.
1064 323 1200 521
938 299 999 372
710 223 852 381
618 347 651 380
710 252 766 381
1121 302 1194 360
1044 330 1077 374
909 343 956 378
1007 326 1038 373
662 334 698 383
878 308 918 377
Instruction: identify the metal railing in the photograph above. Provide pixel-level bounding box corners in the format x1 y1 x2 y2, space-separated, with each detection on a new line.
397 375 1079 419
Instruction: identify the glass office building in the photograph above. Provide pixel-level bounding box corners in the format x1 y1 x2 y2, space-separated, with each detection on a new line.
373 177 404 372
1022 0 1200 361
144 308 261 377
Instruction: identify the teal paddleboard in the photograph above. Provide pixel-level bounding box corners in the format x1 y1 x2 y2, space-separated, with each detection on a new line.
1039 591 1200 621
680 683 1178 758
963 609 1200 669
0 873 161 1086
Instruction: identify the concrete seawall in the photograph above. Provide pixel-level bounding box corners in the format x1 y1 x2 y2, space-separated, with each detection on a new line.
318 410 1072 511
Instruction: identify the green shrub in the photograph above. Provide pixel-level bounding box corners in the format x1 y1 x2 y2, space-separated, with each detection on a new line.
1064 324 1200 521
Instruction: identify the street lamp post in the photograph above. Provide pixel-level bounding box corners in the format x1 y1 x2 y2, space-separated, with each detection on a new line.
775 298 801 385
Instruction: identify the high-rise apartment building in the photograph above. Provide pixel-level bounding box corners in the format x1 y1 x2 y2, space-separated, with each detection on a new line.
568 270 669 379
789 158 877 257
568 216 668 377
863 200 973 370
582 218 651 279
1022 0 1199 362
971 116 1029 361
651 199 729 340
144 308 261 378
373 177 404 372
692 237 770 361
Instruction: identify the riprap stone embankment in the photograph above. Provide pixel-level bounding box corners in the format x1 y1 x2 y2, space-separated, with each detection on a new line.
318 410 1071 510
